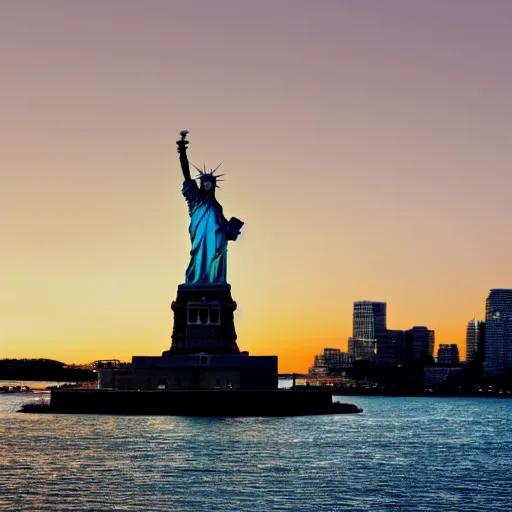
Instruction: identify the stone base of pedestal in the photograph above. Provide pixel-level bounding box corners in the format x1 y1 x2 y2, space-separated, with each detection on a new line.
168 283 240 355
129 353 278 390
97 353 278 391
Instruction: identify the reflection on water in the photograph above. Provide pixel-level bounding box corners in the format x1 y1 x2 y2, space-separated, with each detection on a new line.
1 394 511 511
0 380 74 388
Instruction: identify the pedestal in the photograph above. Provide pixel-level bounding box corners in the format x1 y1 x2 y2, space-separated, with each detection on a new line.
166 284 240 355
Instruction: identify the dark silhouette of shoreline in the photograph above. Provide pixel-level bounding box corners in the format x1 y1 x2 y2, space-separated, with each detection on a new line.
301 360 512 398
0 359 96 382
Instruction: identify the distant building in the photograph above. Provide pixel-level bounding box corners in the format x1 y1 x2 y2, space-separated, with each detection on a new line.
437 344 460 365
348 337 376 361
309 348 353 377
466 318 485 363
485 289 512 375
347 301 435 366
376 330 405 366
405 326 435 363
323 348 353 369
349 301 387 361
353 301 387 338
424 366 463 386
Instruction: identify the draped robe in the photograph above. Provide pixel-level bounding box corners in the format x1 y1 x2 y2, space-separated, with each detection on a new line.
182 180 228 284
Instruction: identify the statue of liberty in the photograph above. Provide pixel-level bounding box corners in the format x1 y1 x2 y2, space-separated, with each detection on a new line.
176 131 243 285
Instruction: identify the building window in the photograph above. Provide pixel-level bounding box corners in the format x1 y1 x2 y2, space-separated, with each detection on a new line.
157 380 168 390
187 304 221 325
214 378 222 389
188 307 199 324
199 308 209 324
209 308 220 324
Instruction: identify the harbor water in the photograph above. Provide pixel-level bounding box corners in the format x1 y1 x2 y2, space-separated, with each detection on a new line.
1 390 511 511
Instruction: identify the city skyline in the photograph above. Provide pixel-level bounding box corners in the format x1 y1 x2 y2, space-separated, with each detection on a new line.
3 1 512 372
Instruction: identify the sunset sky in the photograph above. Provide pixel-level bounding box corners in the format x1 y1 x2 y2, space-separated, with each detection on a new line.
2 1 512 372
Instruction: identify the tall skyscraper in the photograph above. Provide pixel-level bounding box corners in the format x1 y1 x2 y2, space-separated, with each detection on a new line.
485 289 512 374
352 301 387 338
349 301 387 360
466 318 485 363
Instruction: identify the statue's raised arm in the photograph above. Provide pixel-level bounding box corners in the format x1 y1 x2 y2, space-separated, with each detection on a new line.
176 130 191 181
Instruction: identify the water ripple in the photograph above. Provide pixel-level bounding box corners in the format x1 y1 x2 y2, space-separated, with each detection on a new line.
1 395 511 511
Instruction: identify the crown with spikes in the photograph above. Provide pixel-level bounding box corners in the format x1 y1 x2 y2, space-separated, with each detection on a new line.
191 162 224 188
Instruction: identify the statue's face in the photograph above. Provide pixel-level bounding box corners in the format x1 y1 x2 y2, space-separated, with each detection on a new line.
203 181 213 191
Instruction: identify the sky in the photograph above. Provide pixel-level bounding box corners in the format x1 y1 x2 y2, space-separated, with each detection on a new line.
2 0 512 372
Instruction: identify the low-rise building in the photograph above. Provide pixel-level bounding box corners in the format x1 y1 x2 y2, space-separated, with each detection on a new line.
309 348 353 377
437 344 460 365
423 366 463 386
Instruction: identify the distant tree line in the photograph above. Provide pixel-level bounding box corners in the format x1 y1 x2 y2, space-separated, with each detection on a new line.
0 359 96 382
